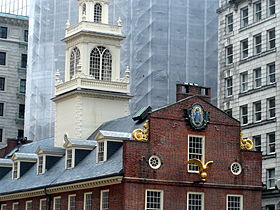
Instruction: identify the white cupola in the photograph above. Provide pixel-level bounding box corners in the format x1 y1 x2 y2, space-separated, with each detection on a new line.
53 0 130 147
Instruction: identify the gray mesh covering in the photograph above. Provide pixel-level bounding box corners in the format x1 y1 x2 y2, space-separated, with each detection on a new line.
25 0 218 141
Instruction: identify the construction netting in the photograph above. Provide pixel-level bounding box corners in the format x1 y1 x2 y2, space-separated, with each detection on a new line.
25 0 219 141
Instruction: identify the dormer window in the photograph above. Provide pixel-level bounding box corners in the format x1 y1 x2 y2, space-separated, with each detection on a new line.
89 46 112 81
37 155 45 174
66 149 74 169
70 47 80 79
12 161 19 179
97 141 106 162
94 3 102 23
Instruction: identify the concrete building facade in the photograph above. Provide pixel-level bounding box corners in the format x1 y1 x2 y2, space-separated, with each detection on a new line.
217 0 279 208
0 13 28 148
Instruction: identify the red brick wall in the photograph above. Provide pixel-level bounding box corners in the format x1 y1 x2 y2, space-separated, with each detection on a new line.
0 139 18 158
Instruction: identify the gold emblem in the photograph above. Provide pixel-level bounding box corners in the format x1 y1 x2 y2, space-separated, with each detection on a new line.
240 132 254 151
186 158 213 182
132 120 149 141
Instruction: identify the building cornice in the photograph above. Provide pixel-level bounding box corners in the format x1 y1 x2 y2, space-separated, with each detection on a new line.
0 176 122 201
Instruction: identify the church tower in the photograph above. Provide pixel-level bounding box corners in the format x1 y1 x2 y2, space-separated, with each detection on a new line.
53 0 130 147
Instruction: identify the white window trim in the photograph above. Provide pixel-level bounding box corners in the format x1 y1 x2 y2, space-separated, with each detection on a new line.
240 72 248 92
1 204 7 210
225 45 233 65
240 7 248 28
267 132 275 154
226 13 233 34
240 105 248 125
83 192 92 210
145 189 164 210
53 196 61 210
267 28 275 50
253 101 262 123
225 77 233 97
267 62 275 84
39 198 47 210
65 148 75 169
12 161 20 179
68 194 76 210
96 141 107 163
267 0 275 16
254 1 262 22
25 200 32 210
254 34 262 55
187 192 204 210
12 202 19 210
100 189 110 210
266 168 275 189
187 135 205 173
37 155 46 175
267 97 275 119
254 67 262 88
226 194 243 210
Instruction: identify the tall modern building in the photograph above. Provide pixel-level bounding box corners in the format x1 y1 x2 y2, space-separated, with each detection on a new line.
217 0 279 208
25 0 219 141
0 13 28 147
0 0 29 16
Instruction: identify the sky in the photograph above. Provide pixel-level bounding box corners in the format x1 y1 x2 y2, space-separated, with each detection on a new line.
0 0 29 16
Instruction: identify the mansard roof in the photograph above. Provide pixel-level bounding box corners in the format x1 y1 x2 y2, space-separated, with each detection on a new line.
0 138 123 195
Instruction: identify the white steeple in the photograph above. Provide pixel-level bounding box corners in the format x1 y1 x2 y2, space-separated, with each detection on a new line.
53 0 130 147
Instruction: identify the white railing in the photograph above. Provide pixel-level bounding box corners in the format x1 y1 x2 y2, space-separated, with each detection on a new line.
65 21 122 37
55 77 129 96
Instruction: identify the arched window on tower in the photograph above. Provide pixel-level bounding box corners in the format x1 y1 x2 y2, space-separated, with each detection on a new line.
70 47 80 79
94 3 102 23
82 3 86 15
89 46 112 81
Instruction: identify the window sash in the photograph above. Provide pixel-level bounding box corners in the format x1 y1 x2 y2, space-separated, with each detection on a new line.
267 63 275 84
227 195 242 210
268 29 275 49
254 2 262 22
146 190 162 210
0 52 6 65
101 190 109 210
54 197 61 210
40 199 47 210
268 0 275 16
225 77 233 97
240 73 248 92
20 79 26 93
226 46 233 65
21 54 27 68
188 136 204 172
267 98 275 118
241 7 248 27
254 35 262 54
254 68 262 88
0 27 7 39
68 195 76 210
98 142 105 162
187 192 204 210
241 40 248 59
1 204 7 210
267 133 275 154
25 201 32 210
240 105 248 125
38 156 44 174
66 149 73 168
13 162 19 179
253 135 261 152
254 101 262 122
18 104 25 119
226 14 233 33
0 77 5 91
84 193 92 210
12 203 19 210
267 169 275 189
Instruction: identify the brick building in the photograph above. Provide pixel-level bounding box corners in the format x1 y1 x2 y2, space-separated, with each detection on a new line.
0 83 262 210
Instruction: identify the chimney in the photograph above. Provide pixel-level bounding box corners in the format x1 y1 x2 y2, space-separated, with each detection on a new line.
176 83 211 103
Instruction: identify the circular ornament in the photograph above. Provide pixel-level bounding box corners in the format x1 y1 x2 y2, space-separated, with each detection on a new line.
149 155 161 169
230 162 242 175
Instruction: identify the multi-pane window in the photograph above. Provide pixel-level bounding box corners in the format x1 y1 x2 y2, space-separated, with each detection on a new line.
254 34 262 54
101 190 109 210
24 30 28 42
267 168 275 189
240 72 248 92
21 54 27 68
38 155 44 174
1 204 7 210
70 47 80 79
90 46 112 81
0 129 2 142
187 192 204 210
66 149 73 169
40 199 47 210
68 194 76 210
53 197 61 210
240 105 248 125
0 77 5 91
267 29 275 50
267 63 275 84
254 2 262 22
0 103 3 116
0 26 7 39
240 7 248 28
18 104 25 119
13 161 19 179
25 201 32 210
267 132 275 154
145 190 162 210
225 77 233 97
240 39 248 59
20 79 26 93
268 0 275 16
226 13 233 33
254 68 262 88
94 3 102 23
84 193 92 210
253 101 262 122
188 135 204 172
12 203 19 210
267 97 275 119
253 135 261 152
0 52 6 65
225 45 233 65
98 142 105 162
227 195 243 210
